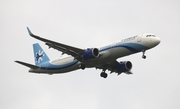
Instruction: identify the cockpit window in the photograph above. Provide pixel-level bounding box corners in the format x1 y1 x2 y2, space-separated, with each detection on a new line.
146 35 156 37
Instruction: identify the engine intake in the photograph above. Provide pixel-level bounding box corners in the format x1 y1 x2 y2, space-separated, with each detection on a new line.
116 61 132 72
82 48 99 60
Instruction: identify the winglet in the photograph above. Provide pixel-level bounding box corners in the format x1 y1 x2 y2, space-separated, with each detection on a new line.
27 27 33 36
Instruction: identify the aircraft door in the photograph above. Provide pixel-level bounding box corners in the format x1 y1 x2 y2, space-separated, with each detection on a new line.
137 35 142 42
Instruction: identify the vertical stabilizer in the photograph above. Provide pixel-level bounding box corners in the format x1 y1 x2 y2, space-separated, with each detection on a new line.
33 43 50 65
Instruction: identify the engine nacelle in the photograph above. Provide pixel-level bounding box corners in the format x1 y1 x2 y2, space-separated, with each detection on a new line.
116 61 132 72
82 48 99 60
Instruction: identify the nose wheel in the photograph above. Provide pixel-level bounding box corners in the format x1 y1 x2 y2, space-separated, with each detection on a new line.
142 50 146 59
142 55 146 59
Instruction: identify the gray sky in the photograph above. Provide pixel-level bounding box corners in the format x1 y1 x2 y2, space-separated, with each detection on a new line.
1 0 180 109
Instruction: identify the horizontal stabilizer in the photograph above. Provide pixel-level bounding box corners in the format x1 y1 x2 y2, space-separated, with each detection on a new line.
15 61 40 69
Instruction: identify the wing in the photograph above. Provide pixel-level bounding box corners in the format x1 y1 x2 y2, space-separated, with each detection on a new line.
96 61 118 73
27 27 84 60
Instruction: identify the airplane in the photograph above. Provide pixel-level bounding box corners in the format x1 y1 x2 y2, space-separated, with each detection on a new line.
15 27 161 78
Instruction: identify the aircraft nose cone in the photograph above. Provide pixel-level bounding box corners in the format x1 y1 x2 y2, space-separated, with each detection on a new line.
149 37 161 48
155 37 161 45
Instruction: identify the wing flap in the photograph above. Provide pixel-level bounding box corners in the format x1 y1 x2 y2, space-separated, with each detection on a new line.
45 42 79 57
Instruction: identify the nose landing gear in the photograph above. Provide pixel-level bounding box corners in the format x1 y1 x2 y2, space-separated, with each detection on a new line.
142 50 146 59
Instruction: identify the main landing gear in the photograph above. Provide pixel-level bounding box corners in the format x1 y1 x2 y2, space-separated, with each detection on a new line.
100 69 108 78
142 50 146 59
79 64 86 70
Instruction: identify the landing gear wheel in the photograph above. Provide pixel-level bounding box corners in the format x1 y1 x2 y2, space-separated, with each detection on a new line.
142 55 146 59
100 72 108 78
79 64 86 70
142 50 146 59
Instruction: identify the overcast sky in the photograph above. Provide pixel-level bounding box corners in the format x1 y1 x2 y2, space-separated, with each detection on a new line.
1 0 180 109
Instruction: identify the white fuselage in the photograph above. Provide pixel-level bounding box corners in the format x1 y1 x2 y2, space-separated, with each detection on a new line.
29 33 160 74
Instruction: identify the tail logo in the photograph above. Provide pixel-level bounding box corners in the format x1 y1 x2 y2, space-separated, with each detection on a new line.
35 50 44 63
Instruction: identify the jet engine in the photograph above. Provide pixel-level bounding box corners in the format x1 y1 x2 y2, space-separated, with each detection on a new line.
82 48 99 60
116 61 132 73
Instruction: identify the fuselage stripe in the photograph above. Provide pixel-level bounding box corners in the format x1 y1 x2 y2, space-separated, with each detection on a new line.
100 43 149 53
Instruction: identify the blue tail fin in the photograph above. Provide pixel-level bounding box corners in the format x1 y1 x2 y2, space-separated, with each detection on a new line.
33 43 50 65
